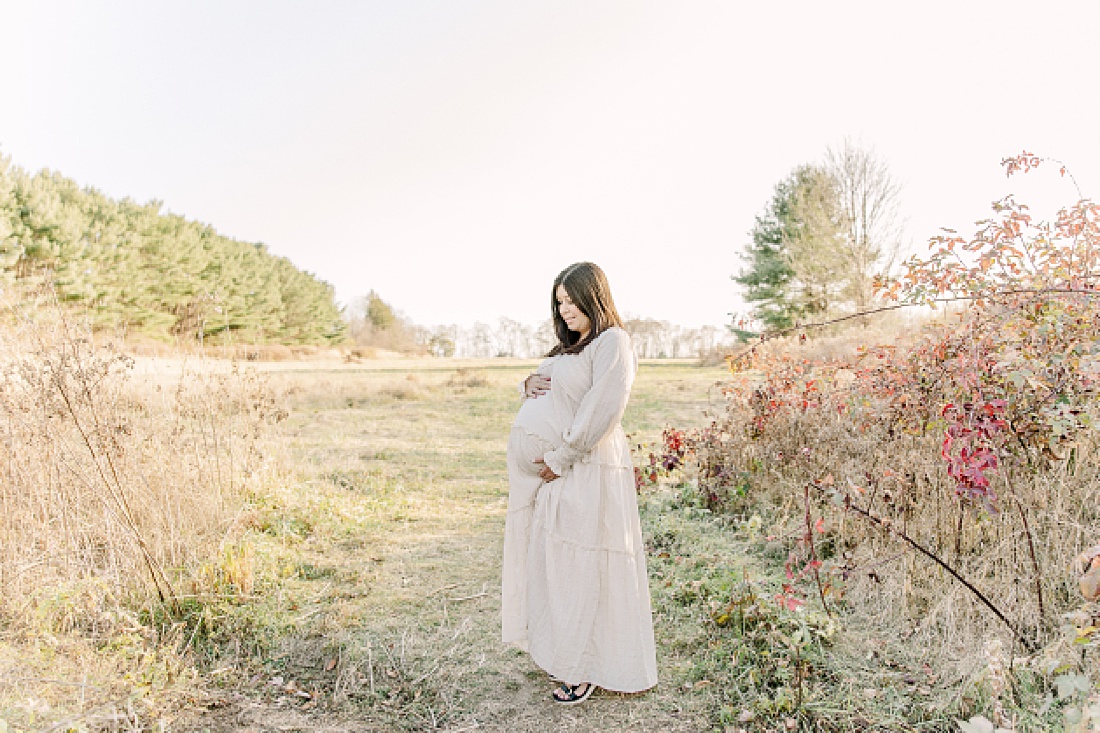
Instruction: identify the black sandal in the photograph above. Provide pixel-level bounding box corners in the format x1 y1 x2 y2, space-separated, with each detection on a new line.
551 682 596 705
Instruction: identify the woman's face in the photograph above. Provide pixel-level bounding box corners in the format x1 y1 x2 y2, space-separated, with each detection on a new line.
556 283 591 338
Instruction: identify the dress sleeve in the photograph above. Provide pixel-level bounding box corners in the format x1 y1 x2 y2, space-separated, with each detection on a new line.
542 329 635 476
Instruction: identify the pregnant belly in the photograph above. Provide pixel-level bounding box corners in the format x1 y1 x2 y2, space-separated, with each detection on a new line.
508 426 557 478
512 394 560 445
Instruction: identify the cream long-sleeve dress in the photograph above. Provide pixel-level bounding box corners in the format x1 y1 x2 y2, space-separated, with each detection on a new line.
501 327 658 693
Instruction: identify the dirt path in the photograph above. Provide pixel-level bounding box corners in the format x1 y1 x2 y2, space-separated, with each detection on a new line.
175 362 730 733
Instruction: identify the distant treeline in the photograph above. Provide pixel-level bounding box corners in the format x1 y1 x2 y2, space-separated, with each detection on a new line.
0 154 344 344
346 292 733 359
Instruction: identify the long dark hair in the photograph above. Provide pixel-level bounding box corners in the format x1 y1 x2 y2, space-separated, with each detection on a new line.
547 262 625 356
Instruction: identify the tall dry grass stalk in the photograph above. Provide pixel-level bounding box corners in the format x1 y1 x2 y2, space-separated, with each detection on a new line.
0 289 284 633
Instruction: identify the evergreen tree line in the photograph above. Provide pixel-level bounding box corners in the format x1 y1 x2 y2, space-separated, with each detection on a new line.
0 153 344 344
735 140 906 332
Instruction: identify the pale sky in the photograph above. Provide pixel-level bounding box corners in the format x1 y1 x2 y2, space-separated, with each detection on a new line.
2 1 1098 329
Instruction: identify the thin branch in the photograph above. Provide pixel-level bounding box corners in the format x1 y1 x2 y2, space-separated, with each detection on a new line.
1012 493 1045 623
813 481 1036 651
803 482 831 617
731 286 1100 365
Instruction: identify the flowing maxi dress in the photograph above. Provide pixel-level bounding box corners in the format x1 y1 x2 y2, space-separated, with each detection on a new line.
501 327 658 693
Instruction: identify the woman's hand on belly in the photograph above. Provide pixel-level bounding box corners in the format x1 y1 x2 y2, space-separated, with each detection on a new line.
534 458 559 482
523 374 551 399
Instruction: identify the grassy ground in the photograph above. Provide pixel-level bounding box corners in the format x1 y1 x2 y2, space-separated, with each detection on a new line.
8 355 1081 731
169 359 751 732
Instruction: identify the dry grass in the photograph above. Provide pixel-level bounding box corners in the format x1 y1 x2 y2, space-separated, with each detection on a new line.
0 322 737 732
159 359 734 732
15 309 1087 731
0 294 283 729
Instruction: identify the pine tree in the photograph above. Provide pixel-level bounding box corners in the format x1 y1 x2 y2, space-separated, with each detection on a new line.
0 154 18 283
735 165 850 331
0 158 345 345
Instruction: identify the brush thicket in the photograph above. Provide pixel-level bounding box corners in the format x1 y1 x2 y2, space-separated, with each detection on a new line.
676 327 1099 724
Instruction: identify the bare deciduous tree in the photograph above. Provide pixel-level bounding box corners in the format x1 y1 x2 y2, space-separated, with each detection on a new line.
825 139 906 311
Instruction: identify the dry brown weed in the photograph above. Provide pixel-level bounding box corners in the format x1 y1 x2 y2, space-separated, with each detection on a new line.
0 291 283 727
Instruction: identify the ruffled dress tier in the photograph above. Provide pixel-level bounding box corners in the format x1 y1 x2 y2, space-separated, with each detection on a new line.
501 327 658 693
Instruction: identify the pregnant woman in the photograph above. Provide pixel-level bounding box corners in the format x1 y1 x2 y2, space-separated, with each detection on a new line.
501 262 658 705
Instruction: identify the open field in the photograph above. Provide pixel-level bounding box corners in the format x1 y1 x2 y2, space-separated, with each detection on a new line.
163 358 743 732
2 349 750 733
5 350 1093 732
